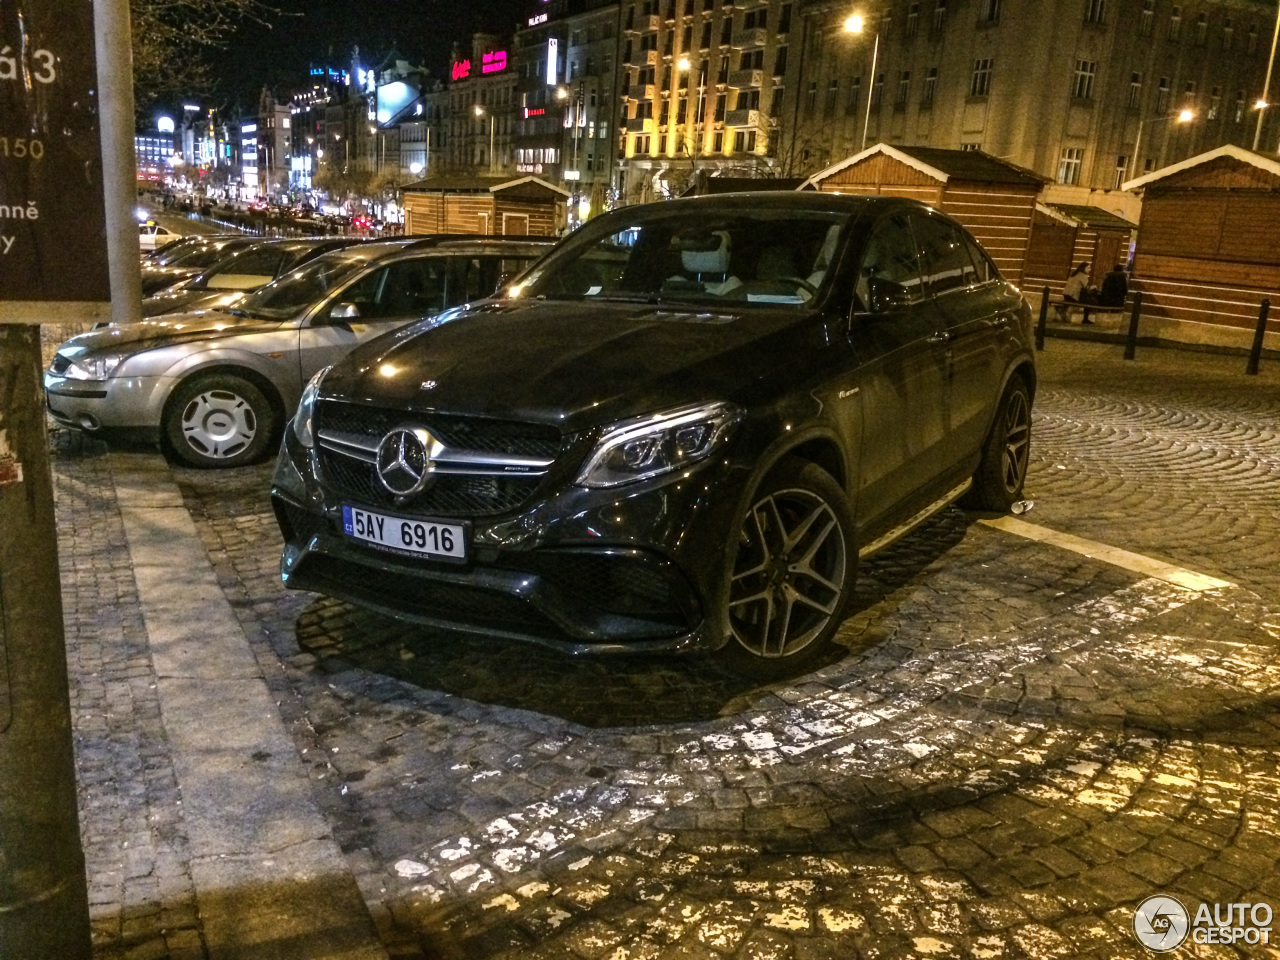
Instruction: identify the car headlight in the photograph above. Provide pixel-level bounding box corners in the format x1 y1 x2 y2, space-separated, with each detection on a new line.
292 365 331 448
63 354 126 381
576 401 742 489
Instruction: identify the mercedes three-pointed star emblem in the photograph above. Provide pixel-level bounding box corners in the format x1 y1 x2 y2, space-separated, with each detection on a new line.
375 427 437 497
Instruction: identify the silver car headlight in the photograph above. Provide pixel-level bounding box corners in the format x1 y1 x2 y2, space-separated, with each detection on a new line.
292 365 331 448
63 353 126 381
576 401 742 489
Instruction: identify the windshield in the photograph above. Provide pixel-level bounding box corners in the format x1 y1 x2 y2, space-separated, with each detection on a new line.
231 252 369 320
164 242 242 269
518 207 848 307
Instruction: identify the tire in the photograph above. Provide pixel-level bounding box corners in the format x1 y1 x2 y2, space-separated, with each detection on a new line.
717 458 856 680
164 373 276 468
962 378 1031 512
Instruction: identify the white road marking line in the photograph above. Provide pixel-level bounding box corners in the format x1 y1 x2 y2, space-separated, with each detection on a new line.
979 516 1235 591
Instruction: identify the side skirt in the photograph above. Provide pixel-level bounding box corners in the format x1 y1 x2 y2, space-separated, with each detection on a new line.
858 479 972 561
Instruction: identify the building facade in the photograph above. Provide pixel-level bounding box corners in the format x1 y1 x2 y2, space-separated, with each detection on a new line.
781 0 1277 212
616 0 797 202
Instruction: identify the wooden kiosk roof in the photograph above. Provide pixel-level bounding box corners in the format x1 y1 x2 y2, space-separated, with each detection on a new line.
799 143 1044 191
1120 144 1280 193
402 175 571 199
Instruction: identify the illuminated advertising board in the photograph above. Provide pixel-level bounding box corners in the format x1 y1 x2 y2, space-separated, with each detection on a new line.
453 51 510 80
376 81 416 124
547 38 559 85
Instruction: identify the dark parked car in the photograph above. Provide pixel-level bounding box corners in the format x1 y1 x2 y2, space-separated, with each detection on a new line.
270 194 1035 677
45 236 554 468
141 237 364 317
140 237 258 296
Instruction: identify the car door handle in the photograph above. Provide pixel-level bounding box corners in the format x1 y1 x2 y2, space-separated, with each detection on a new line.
926 331 952 344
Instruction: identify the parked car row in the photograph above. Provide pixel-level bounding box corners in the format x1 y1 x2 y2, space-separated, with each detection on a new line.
51 194 1036 677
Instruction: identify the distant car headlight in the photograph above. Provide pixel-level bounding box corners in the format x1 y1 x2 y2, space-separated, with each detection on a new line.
292 365 331 448
576 401 742 488
63 353 126 381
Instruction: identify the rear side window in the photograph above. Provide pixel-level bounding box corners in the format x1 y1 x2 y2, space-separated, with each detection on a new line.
913 214 978 296
961 232 998 284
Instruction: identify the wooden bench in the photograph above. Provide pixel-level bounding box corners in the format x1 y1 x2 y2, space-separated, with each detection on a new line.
1048 297 1126 324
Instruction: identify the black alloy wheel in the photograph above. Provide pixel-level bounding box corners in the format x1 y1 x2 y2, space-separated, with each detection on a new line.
964 379 1032 512
164 373 276 468
720 459 855 678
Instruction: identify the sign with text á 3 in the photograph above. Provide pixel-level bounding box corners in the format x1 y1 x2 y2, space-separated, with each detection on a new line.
0 0 110 309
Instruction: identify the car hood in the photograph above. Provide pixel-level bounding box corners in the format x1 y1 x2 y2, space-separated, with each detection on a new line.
324 299 829 432
57 311 284 356
141 289 249 318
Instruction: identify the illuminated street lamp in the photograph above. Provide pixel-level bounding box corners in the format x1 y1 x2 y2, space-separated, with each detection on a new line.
845 13 880 152
474 104 495 174
1255 0 1280 150
1128 109 1194 182
677 57 706 157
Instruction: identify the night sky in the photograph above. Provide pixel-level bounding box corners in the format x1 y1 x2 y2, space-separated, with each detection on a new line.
206 0 529 110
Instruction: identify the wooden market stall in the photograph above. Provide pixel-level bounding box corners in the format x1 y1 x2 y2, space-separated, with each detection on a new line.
402 175 568 237
798 143 1043 285
1023 202 1137 299
1122 144 1280 345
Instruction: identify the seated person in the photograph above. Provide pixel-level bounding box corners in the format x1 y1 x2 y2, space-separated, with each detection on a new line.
1097 263 1129 307
1058 261 1098 321
665 229 742 297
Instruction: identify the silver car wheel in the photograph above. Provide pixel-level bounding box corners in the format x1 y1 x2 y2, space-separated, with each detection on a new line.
179 387 258 461
728 485 848 660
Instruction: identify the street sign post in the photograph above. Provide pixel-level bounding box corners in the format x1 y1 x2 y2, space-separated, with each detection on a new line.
0 0 135 955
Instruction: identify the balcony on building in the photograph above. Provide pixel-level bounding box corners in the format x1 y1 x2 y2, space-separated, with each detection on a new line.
631 49 660 66
626 14 662 34
725 108 764 128
728 68 764 89
627 83 657 100
732 27 769 48
625 116 651 132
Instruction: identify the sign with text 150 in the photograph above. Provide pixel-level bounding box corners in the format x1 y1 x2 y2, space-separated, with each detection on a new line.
0 0 110 310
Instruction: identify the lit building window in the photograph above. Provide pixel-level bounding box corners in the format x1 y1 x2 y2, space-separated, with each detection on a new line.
1058 147 1083 185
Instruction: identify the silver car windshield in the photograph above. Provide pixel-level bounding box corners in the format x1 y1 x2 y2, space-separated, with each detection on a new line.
519 209 848 308
232 254 369 320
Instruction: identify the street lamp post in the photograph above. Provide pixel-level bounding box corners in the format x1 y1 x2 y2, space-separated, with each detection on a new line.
677 57 706 160
1128 108 1193 182
1254 0 1280 150
845 14 880 152
474 104 495 175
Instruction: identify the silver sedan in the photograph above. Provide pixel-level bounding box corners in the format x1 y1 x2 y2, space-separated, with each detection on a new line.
45 237 553 467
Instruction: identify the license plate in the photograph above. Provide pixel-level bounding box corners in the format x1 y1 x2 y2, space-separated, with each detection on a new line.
342 505 468 562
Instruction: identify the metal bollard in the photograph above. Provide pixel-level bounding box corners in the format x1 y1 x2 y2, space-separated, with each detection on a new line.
1123 291 1143 361
1035 286 1049 351
1246 299 1269 376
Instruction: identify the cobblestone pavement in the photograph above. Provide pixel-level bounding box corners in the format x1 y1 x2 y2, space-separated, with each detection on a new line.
55 340 1280 959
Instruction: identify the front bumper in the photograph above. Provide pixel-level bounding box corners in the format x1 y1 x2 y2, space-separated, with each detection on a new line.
43 371 168 434
271 425 748 655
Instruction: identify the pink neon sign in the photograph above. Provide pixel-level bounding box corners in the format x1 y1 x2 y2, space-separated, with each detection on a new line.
451 60 471 81
481 50 508 74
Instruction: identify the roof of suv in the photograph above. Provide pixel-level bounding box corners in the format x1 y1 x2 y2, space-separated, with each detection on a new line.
338 235 558 261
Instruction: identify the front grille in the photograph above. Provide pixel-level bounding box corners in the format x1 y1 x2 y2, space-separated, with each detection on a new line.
315 399 563 517
317 400 562 459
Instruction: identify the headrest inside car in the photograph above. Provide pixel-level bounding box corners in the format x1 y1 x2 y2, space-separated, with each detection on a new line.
678 230 731 275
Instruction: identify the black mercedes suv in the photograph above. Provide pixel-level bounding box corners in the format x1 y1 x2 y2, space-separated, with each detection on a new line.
271 194 1035 676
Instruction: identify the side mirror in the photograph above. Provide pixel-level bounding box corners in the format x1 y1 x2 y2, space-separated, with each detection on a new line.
867 277 911 314
328 302 361 320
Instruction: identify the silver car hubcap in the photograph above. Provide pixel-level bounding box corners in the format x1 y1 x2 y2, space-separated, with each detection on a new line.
180 389 257 460
728 487 847 660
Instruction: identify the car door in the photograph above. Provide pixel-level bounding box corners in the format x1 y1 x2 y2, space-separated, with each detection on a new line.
848 212 951 531
296 256 450 383
914 212 1009 470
